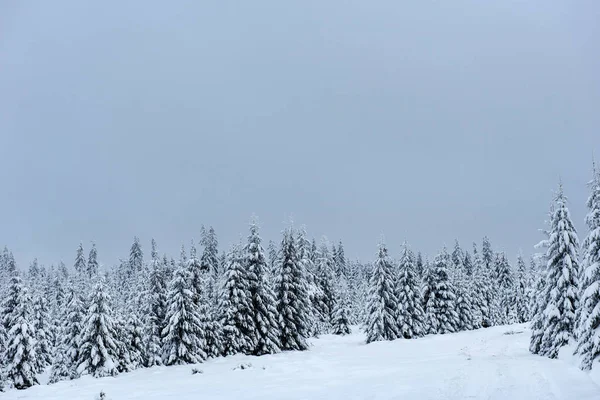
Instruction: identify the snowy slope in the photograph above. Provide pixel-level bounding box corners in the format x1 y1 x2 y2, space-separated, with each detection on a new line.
5 324 599 400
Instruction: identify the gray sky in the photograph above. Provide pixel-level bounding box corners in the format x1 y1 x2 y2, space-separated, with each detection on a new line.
1 1 599 269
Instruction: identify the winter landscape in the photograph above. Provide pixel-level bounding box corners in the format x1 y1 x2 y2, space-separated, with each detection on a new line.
1 1 599 399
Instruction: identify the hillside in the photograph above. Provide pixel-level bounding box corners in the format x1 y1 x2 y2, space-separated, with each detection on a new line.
4 324 598 400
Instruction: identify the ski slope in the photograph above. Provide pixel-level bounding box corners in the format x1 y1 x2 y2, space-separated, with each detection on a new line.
5 324 599 400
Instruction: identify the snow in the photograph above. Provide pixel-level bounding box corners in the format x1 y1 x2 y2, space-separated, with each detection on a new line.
5 323 600 400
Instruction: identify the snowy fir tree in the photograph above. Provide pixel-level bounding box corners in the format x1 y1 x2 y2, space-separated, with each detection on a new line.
275 228 310 351
220 243 255 355
200 225 219 275
144 238 167 367
494 252 515 324
424 248 459 335
395 243 425 338
32 294 53 372
87 242 99 279
535 184 580 359
244 218 281 355
314 239 336 333
74 242 87 277
331 278 352 335
514 254 529 323
128 237 144 275
162 265 207 365
77 278 120 378
365 240 400 343
577 163 600 370
3 275 38 389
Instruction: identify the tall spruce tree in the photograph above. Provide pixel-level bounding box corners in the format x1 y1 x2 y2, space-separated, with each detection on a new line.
576 163 600 369
32 294 53 372
537 184 580 359
395 243 425 338
77 278 120 378
74 243 86 276
315 239 336 332
220 243 255 356
424 248 460 334
87 243 99 279
275 228 310 351
162 265 207 365
3 275 38 389
365 240 400 343
129 237 144 275
514 254 529 323
245 218 281 355
144 239 167 367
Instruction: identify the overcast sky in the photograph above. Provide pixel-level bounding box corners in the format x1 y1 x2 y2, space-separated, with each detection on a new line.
0 1 598 269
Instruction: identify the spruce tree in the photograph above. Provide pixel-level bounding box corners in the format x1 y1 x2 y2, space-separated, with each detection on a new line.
538 184 580 359
145 239 167 367
74 242 86 276
424 248 460 334
365 240 400 343
200 226 219 275
162 266 207 365
576 163 600 369
129 236 144 275
395 243 425 338
77 278 120 378
3 275 38 389
331 279 352 335
220 243 255 355
62 285 85 379
87 242 99 279
275 228 310 351
32 294 53 372
495 252 515 324
315 240 336 332
514 254 529 323
245 218 281 355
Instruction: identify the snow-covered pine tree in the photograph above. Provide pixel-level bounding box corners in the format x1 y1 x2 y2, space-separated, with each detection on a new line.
200 226 219 275
268 240 278 278
32 294 53 372
74 242 86 277
245 218 281 355
335 241 347 277
128 236 144 276
162 264 207 365
331 278 351 335
538 184 580 359
314 239 336 333
3 275 38 389
220 243 255 356
144 239 167 367
415 252 425 278
275 228 310 351
77 278 120 378
395 243 425 338
124 311 145 370
576 162 600 370
87 242 99 279
364 240 400 343
62 283 85 379
494 252 515 324
424 248 460 334
514 254 529 323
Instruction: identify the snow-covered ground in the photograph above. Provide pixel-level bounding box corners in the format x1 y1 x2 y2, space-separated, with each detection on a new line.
5 324 599 400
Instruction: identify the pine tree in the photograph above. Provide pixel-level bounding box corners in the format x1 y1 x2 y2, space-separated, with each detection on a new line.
145 239 167 367
415 252 425 277
514 254 529 323
87 242 99 279
245 218 281 355
200 226 219 275
334 241 347 277
62 284 85 379
315 239 336 332
537 184 580 359
129 236 144 275
162 266 207 365
365 240 400 343
275 228 310 351
331 279 352 335
576 163 600 369
494 252 515 324
424 248 460 334
124 312 145 370
395 243 425 338
32 294 53 372
3 275 38 389
220 243 255 356
77 278 120 378
74 243 86 276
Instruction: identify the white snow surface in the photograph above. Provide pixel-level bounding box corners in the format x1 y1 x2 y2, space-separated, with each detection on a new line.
5 323 600 400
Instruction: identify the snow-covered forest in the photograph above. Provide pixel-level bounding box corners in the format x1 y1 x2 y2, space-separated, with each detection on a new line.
1 164 600 393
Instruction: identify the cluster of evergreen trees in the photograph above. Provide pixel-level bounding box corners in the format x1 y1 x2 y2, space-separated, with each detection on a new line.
529 163 600 372
12 184 600 390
